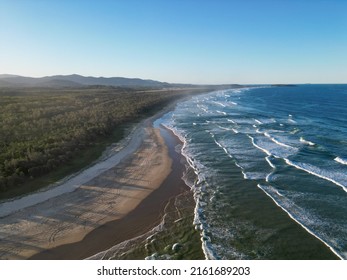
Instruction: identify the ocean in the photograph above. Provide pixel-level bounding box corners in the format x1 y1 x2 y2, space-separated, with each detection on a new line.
155 84 347 260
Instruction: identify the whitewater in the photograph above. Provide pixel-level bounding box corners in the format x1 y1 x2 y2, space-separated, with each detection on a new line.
157 84 347 259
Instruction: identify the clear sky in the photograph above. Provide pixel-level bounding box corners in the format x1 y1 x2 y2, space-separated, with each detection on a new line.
0 0 346 84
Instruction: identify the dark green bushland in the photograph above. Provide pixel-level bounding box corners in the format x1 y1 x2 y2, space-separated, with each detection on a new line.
0 87 207 198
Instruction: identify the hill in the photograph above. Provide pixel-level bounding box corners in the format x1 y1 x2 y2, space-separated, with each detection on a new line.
0 74 174 88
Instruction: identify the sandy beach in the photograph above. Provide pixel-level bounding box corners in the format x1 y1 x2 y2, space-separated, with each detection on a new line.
0 112 182 259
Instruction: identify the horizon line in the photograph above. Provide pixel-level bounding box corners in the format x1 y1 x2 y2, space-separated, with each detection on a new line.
0 73 346 86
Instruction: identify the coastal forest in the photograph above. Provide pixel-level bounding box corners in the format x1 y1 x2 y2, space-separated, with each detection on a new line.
0 86 205 198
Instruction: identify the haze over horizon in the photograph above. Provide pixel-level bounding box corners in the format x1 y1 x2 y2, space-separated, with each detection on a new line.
1 0 346 84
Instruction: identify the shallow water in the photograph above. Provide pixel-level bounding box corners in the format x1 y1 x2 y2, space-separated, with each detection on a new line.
155 85 347 259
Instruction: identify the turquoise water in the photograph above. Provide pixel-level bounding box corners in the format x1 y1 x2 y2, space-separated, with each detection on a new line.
156 85 347 259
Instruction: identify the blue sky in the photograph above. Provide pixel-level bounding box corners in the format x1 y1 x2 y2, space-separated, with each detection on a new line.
0 0 346 84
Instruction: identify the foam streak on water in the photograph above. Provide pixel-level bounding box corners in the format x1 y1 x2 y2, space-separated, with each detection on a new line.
335 157 347 166
157 85 347 259
257 184 344 259
284 159 347 193
300 137 315 146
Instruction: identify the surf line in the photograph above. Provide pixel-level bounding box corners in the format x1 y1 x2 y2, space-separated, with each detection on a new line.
257 184 343 260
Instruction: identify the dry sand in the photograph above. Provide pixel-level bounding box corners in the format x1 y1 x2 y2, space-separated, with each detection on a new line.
0 119 173 259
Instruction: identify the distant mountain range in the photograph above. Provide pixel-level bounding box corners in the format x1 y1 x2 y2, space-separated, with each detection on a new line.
0 74 177 88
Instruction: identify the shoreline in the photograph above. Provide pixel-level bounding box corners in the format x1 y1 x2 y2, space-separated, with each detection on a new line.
0 95 185 217
0 96 194 260
31 125 193 260
88 125 204 260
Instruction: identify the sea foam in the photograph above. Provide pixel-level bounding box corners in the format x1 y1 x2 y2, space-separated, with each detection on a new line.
300 137 315 146
334 157 347 166
212 101 226 107
216 110 227 115
248 134 297 159
227 118 236 124
284 159 347 193
162 122 220 260
257 184 343 260
248 135 271 156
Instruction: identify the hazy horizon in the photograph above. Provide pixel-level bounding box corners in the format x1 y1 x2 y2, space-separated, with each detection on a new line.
1 73 347 86
1 0 346 84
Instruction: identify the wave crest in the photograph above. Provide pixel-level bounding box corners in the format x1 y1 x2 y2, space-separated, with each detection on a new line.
334 157 347 166
300 137 315 146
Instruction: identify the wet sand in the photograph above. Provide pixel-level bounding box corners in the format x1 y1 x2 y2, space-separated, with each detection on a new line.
0 116 185 259
31 125 189 259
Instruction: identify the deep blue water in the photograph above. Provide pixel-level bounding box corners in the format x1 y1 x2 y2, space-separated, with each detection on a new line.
156 85 347 259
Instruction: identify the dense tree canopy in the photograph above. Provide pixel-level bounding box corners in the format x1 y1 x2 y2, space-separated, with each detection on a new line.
0 87 201 195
